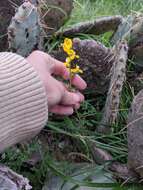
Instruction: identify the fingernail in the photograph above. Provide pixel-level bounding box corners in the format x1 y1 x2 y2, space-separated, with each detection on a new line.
74 103 80 110
63 71 69 80
66 108 74 115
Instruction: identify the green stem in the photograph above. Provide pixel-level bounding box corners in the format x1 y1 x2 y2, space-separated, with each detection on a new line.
69 63 73 91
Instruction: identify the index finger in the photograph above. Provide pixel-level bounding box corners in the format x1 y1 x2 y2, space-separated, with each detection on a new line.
50 57 70 79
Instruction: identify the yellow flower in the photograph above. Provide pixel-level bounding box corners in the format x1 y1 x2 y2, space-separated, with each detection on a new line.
76 55 80 59
64 62 68 67
62 38 73 52
71 65 83 74
67 49 76 60
62 38 83 76
66 57 71 64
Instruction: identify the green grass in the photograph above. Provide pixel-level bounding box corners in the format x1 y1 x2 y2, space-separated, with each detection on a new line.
2 0 143 189
66 0 143 26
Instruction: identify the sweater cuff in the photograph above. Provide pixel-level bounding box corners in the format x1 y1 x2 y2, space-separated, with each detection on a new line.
0 52 48 152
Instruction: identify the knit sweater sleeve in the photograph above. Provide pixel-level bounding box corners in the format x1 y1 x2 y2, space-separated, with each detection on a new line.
0 52 48 152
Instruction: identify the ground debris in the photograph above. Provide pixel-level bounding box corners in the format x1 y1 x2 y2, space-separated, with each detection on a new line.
91 143 138 183
22 151 42 169
39 0 73 34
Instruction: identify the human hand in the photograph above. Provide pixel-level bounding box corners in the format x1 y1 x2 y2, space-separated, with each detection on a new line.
26 51 87 115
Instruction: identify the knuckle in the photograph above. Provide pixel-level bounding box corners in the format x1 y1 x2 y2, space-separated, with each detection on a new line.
32 50 42 55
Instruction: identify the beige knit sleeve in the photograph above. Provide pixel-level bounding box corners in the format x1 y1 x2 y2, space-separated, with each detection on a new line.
0 52 48 152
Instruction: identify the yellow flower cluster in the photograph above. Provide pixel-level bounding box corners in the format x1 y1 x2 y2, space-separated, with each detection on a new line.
62 38 83 75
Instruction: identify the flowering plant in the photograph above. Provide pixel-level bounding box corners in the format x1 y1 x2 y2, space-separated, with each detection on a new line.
62 38 83 75
62 38 83 89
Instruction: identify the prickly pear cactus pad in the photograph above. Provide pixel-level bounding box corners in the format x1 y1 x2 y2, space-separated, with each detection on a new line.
111 15 134 44
99 41 128 133
8 1 42 57
128 89 143 178
112 14 143 73
0 0 23 51
128 15 143 72
56 16 123 37
0 165 32 190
